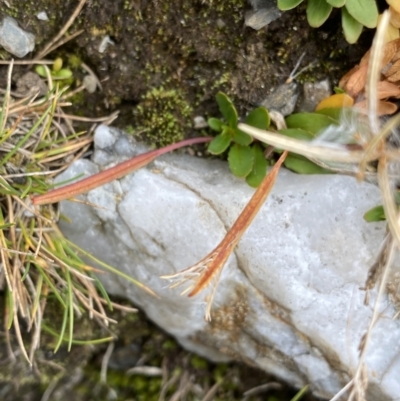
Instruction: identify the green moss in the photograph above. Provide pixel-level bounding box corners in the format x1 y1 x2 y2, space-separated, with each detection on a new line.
133 87 193 147
68 54 83 69
190 355 209 370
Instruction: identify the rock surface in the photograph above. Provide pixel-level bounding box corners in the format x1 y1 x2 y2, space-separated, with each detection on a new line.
56 125 400 400
245 0 281 31
0 17 35 58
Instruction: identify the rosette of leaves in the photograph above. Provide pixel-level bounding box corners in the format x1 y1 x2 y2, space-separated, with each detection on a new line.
277 0 378 44
207 92 269 187
36 57 73 82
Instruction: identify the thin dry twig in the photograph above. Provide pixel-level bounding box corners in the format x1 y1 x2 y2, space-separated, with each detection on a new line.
35 0 87 60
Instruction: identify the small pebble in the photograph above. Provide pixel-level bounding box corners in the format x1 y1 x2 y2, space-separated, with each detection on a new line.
193 116 208 129
83 75 97 93
245 8 281 30
94 124 119 149
260 81 299 116
245 0 281 30
0 17 35 58
36 12 49 21
298 78 332 112
98 35 114 54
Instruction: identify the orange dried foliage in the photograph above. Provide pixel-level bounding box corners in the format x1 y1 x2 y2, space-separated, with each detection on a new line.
339 38 400 115
390 6 400 29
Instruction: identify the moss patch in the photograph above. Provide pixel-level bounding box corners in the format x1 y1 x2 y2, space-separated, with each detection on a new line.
133 87 193 147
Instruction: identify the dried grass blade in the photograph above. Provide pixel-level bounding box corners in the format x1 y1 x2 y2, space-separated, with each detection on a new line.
32 136 211 206
191 150 288 296
0 103 54 168
12 306 31 365
0 60 13 134
378 157 400 245
358 111 400 179
366 11 391 136
62 237 159 298
162 151 287 320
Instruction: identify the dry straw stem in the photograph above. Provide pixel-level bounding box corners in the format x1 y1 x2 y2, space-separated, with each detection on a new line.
161 151 288 321
34 0 87 60
0 61 144 365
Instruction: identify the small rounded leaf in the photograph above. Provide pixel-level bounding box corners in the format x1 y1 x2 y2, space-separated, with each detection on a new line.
35 65 47 78
52 69 73 80
285 112 338 135
208 133 232 155
216 92 238 127
342 7 363 44
284 154 332 174
315 93 354 110
208 117 224 132
307 0 333 28
345 0 378 28
228 144 254 178
363 205 386 222
246 144 267 187
53 57 63 72
277 0 304 10
245 107 270 129
233 127 253 146
326 0 345 6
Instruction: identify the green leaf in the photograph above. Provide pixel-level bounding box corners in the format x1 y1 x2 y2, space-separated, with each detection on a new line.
345 0 378 28
35 65 47 78
285 112 338 136
228 144 254 178
326 0 345 6
208 117 224 132
208 133 232 154
333 87 345 94
246 144 268 187
342 6 363 44
53 57 63 72
245 107 270 129
216 92 238 127
363 205 385 222
52 68 73 80
232 127 253 146
314 107 343 121
306 0 333 28
279 128 315 141
284 154 333 174
277 0 304 10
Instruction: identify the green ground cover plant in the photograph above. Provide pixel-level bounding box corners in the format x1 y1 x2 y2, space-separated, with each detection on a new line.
278 0 379 43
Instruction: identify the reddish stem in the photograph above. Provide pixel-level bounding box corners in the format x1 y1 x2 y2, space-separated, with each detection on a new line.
32 136 212 206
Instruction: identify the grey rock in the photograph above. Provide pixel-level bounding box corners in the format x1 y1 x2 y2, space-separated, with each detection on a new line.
0 17 35 58
55 125 400 400
245 0 281 30
297 78 332 112
260 81 299 116
15 72 48 97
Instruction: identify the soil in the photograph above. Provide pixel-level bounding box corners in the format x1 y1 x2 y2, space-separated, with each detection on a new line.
0 0 373 146
0 1 379 400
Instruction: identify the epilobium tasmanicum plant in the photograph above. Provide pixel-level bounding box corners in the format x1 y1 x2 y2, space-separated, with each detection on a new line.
207 92 270 187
